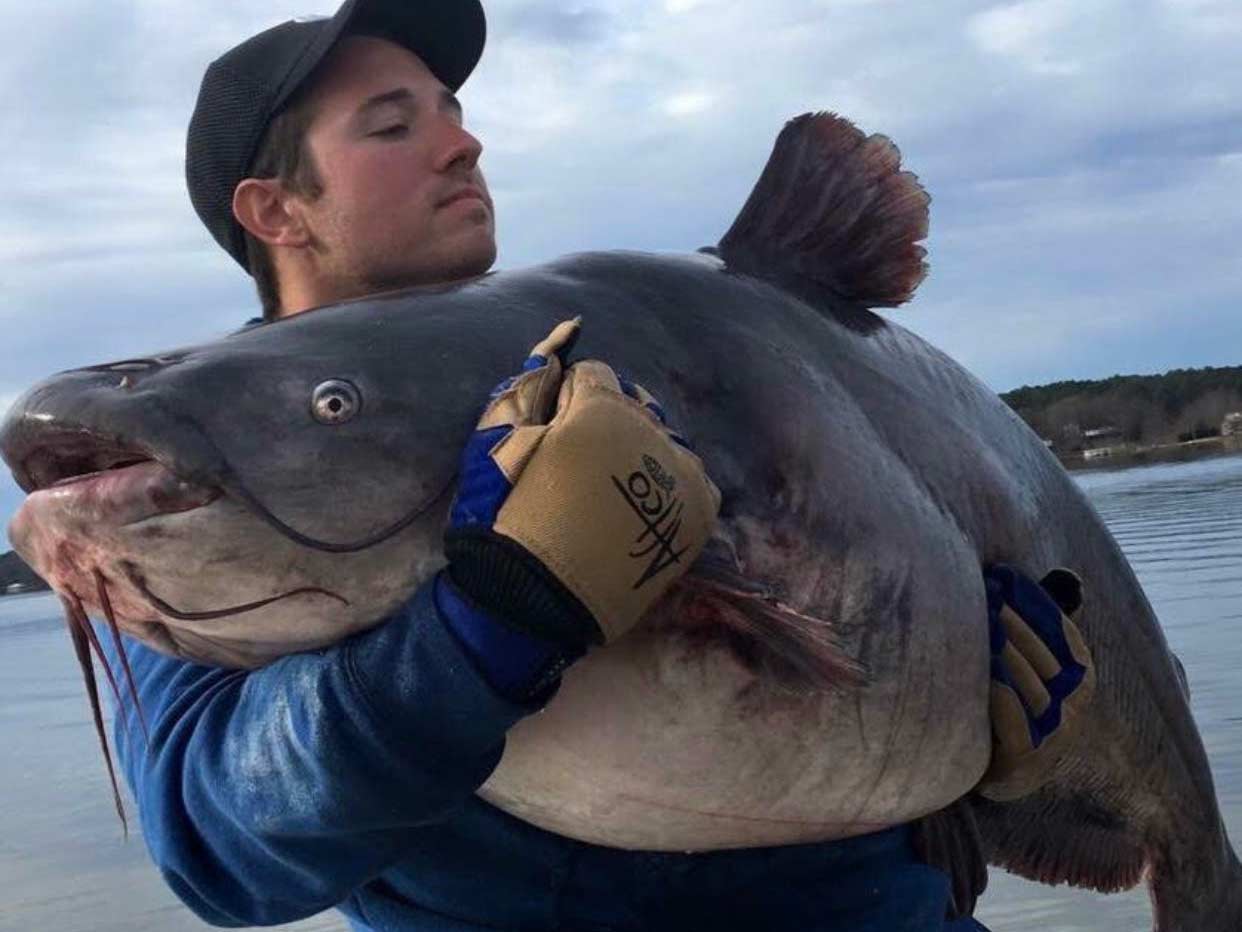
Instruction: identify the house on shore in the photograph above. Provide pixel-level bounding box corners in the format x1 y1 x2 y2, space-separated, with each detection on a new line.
1224 412 1242 448
1081 425 1122 460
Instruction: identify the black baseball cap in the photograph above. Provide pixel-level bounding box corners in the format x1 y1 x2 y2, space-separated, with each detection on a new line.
186 0 486 272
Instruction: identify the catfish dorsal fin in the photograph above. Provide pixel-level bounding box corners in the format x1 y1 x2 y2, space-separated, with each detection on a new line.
717 112 930 309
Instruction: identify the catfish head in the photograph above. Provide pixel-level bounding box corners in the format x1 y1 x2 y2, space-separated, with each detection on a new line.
2 293 515 669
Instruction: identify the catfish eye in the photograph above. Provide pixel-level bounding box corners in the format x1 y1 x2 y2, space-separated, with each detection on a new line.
311 380 361 425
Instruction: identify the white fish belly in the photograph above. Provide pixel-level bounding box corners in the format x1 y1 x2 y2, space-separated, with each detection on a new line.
481 617 992 851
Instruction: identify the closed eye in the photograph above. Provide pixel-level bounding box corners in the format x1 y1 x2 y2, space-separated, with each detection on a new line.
370 124 409 138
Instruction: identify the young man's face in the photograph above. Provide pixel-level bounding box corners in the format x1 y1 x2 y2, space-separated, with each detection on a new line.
294 35 496 294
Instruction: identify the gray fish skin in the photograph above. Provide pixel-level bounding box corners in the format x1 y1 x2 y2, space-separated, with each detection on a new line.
5 250 1240 926
4 113 1240 928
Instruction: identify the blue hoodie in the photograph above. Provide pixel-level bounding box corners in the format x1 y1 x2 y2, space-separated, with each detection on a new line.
99 573 989 931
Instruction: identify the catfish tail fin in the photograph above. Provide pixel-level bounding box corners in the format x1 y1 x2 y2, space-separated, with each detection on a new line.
716 112 930 310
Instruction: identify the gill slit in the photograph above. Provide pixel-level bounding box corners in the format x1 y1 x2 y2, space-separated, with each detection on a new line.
227 470 458 553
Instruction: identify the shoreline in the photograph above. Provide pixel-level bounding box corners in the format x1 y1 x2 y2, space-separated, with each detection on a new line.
0 581 50 597
1062 436 1242 472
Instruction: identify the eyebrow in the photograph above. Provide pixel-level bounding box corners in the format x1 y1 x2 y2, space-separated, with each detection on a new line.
356 87 463 118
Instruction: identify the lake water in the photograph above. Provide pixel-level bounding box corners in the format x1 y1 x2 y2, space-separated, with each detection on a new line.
2 453 1240 931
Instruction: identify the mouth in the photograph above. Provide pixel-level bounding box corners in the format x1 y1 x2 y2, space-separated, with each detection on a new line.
438 185 487 209
17 431 219 519
23 435 154 492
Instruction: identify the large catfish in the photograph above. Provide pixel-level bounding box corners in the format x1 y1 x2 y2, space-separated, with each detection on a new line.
3 113 1239 929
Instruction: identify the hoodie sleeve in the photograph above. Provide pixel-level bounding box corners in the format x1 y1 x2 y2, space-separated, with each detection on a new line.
100 576 543 927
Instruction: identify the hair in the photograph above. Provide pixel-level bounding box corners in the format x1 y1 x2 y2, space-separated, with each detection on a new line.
242 89 325 320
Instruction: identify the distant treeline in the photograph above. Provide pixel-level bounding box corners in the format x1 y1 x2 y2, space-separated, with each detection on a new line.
0 550 48 592
1002 366 1242 451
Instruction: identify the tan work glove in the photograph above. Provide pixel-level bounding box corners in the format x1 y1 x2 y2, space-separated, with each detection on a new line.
445 318 721 650
976 565 1096 801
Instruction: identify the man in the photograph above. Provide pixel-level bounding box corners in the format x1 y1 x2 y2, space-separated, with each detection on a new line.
189 3 497 319
102 2 1091 929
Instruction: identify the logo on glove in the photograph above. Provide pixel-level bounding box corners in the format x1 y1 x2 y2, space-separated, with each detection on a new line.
612 455 688 589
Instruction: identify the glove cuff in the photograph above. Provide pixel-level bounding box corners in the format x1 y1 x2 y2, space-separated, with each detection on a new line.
434 574 578 704
445 528 606 651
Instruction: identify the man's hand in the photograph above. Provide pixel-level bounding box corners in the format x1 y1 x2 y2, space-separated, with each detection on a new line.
444 318 721 651
977 564 1096 801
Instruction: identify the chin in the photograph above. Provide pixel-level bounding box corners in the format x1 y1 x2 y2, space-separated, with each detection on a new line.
444 228 498 279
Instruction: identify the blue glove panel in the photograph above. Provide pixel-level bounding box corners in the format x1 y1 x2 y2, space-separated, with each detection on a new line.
448 425 513 528
448 349 562 530
983 564 1089 749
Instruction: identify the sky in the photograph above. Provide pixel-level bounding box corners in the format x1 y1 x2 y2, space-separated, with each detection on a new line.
1 0 1240 542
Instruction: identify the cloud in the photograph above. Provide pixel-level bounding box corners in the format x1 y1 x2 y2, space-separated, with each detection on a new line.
490 2 613 43
966 0 1083 74
661 90 715 117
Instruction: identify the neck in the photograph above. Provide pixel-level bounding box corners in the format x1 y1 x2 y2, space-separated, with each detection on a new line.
276 276 361 318
271 250 486 318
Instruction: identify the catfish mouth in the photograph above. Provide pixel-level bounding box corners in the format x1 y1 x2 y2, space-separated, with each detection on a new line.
16 430 220 519
24 435 157 491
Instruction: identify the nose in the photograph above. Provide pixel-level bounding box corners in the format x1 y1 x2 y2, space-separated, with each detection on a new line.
436 120 483 174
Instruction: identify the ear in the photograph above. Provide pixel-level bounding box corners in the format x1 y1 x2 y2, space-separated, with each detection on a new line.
232 177 310 249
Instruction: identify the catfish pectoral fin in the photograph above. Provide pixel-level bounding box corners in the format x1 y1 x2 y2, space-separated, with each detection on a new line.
665 544 864 693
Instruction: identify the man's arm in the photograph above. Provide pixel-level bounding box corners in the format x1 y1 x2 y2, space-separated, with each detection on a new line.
102 577 540 926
